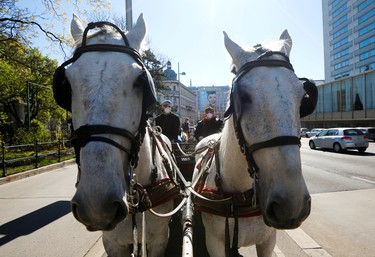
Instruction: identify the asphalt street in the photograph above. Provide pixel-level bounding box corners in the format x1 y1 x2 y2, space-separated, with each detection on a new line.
1 139 374 256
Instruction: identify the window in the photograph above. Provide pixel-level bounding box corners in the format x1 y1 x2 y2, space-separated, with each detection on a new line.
334 72 350 80
323 84 332 113
332 82 340 112
360 62 375 72
333 15 347 28
365 72 375 109
333 27 348 39
327 130 338 136
334 60 349 70
358 0 374 12
332 0 342 8
316 87 323 114
333 4 347 18
341 79 351 112
358 9 375 24
353 75 365 110
359 49 375 60
333 38 349 49
334 49 349 59
359 35 375 48
359 22 375 36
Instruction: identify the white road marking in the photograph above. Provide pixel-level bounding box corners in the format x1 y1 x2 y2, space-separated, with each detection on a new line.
274 245 286 257
352 176 375 184
285 228 333 257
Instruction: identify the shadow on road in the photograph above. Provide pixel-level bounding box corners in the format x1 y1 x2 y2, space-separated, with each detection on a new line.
0 200 71 246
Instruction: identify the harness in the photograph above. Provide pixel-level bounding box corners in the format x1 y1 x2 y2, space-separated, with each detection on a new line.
193 50 306 257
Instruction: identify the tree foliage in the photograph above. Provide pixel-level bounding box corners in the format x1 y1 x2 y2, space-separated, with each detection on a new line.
0 1 171 144
0 34 61 143
1 0 111 57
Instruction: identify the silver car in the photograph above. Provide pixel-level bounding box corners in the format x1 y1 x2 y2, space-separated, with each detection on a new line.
309 128 369 153
306 128 324 138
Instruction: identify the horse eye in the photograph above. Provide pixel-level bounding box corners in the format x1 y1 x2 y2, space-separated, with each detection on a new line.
133 75 145 88
238 89 252 104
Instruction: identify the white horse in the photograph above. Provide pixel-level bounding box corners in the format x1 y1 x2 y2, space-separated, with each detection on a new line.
192 30 315 257
53 14 179 256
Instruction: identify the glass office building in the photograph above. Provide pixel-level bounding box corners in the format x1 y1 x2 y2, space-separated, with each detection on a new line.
304 0 375 128
323 0 375 81
302 69 375 128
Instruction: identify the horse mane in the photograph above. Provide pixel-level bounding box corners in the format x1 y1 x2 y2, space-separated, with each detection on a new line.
228 37 291 75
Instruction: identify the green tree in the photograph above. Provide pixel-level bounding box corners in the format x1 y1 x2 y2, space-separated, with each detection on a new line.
1 0 111 57
0 35 61 143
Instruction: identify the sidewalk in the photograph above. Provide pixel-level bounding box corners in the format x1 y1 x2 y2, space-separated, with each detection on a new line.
0 162 101 257
300 188 375 257
0 159 75 185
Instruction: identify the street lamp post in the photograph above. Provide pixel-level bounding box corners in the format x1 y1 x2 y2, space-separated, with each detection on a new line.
125 0 133 31
177 62 186 117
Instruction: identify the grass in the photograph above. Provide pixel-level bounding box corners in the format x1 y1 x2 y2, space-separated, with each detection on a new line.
2 148 75 177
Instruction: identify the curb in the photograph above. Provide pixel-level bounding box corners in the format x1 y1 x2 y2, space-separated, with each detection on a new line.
0 159 76 185
84 236 105 257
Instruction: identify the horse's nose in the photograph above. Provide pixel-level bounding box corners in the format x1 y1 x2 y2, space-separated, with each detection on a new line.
71 196 128 231
264 193 311 229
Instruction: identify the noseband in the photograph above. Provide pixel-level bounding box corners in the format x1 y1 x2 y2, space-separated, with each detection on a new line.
229 51 302 179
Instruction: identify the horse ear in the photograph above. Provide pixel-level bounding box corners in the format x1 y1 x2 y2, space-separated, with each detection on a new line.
71 14 85 43
126 13 146 51
279 29 292 56
223 31 245 70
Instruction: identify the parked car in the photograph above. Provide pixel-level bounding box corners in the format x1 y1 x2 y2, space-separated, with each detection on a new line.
309 128 369 153
356 127 375 142
306 128 324 138
300 128 309 138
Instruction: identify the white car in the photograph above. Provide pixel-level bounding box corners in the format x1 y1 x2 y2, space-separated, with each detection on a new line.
300 128 309 137
306 128 324 138
309 128 369 153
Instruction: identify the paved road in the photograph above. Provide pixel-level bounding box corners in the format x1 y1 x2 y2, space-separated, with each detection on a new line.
1 139 375 256
0 164 102 257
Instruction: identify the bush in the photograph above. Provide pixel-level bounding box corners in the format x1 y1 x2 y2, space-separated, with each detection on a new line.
12 121 52 145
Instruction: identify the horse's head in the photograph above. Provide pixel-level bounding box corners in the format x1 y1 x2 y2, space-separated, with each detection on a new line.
53 14 156 231
223 30 316 229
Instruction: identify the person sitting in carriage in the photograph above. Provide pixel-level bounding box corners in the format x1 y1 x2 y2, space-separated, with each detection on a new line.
155 100 181 143
194 107 223 141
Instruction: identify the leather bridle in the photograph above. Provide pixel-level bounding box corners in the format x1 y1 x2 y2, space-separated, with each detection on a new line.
226 51 302 179
67 21 153 185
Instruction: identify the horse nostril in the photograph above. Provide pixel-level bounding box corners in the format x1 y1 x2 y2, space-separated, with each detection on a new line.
111 200 128 225
70 201 80 221
266 201 278 222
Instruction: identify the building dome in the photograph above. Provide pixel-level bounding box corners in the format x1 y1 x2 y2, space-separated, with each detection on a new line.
164 61 177 80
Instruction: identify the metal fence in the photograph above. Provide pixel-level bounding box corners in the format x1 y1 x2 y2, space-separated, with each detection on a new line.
1 140 74 177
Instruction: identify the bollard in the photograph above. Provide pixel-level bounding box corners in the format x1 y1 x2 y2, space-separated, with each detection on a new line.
35 140 39 168
2 142 5 177
58 139 61 162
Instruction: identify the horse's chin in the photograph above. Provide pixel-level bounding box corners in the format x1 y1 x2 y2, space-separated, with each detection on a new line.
85 223 117 231
263 216 304 230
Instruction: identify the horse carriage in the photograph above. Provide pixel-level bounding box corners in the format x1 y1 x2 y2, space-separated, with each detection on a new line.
52 13 317 257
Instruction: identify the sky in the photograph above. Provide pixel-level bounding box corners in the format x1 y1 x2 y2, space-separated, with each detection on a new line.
19 0 324 87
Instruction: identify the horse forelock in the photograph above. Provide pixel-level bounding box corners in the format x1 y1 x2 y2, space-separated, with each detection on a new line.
238 70 302 141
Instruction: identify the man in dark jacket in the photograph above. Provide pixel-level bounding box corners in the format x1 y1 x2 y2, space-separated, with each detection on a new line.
155 100 180 143
194 107 223 141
